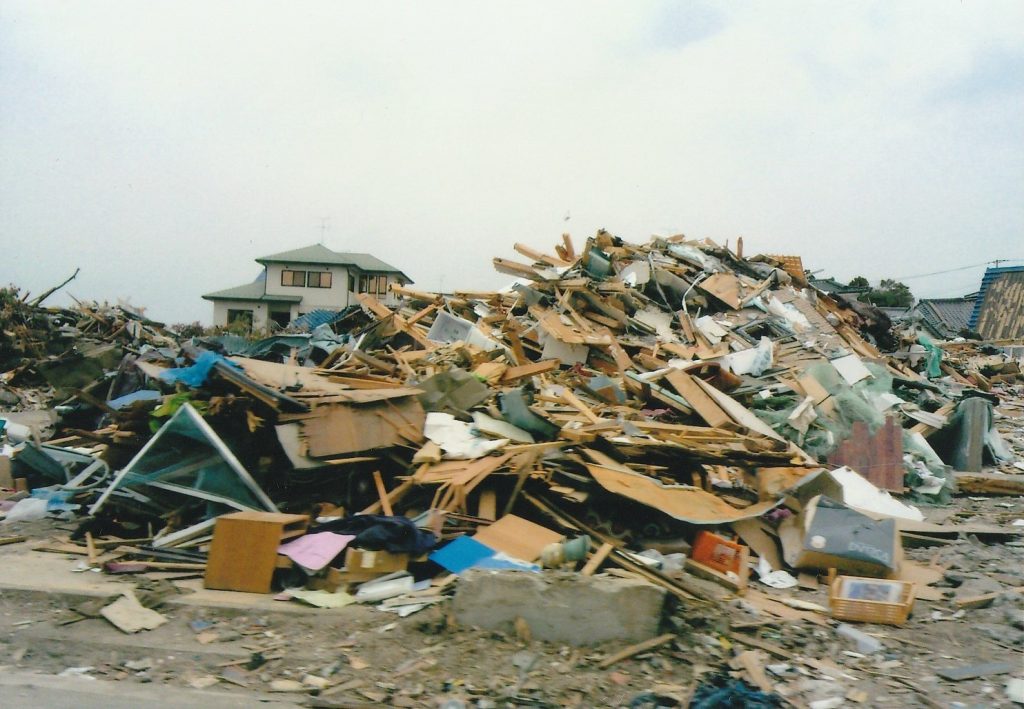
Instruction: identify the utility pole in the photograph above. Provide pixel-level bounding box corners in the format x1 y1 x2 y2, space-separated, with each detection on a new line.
319 217 330 245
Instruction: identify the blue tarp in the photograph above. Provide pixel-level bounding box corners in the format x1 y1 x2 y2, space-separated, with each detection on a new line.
107 389 162 410
291 309 346 331
159 351 240 387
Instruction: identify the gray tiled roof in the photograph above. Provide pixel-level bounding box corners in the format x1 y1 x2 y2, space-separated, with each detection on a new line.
201 280 302 303
255 244 410 281
914 298 974 339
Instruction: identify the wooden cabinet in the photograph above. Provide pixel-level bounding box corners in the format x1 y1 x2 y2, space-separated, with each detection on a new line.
204 511 308 593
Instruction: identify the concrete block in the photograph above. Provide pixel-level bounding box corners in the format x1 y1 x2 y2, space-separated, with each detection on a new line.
452 570 666 645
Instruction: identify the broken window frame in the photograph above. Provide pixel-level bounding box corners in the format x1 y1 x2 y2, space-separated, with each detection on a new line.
89 402 278 516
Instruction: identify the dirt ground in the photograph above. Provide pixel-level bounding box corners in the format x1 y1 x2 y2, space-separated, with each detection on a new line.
0 493 1021 709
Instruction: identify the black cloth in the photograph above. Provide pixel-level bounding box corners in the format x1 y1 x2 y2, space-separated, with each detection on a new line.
691 674 782 708
311 514 436 555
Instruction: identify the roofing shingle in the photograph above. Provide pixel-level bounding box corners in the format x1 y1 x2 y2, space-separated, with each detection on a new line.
914 298 973 339
255 243 410 281
201 280 302 303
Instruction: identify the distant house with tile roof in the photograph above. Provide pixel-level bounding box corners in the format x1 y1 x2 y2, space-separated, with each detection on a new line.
968 266 1024 341
807 277 869 296
909 297 976 340
202 244 411 330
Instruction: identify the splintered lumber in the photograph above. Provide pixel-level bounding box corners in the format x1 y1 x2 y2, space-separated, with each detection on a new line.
524 492 714 605
598 633 676 669
732 650 773 693
684 558 746 593
561 232 576 260
580 542 615 576
954 586 1024 609
561 389 602 424
500 359 560 383
953 472 1024 495
909 402 955 437
371 471 394 516
359 478 414 515
514 242 571 268
662 369 735 430
493 258 548 281
356 294 433 348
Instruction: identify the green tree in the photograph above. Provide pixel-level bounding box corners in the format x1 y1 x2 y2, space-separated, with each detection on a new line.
862 279 913 307
848 276 869 288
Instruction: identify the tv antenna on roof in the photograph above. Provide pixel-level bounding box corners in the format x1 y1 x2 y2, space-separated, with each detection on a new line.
319 217 330 245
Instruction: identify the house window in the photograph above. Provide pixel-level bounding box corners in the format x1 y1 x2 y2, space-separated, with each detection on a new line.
281 270 306 287
356 274 389 296
348 274 356 292
269 310 291 329
226 309 253 331
307 271 332 288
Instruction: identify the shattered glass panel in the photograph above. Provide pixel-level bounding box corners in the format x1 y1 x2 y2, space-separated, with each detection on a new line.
90 403 275 514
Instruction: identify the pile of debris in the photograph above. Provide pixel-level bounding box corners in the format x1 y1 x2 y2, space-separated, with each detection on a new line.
2 231 1023 704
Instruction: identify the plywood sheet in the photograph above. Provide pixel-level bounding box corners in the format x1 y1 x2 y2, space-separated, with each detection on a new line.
301 397 425 457
698 273 743 309
473 514 564 562
586 464 780 524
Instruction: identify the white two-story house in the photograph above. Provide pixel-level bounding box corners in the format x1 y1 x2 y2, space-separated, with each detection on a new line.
202 244 411 330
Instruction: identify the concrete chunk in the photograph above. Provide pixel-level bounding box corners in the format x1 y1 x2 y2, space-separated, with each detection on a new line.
453 570 667 645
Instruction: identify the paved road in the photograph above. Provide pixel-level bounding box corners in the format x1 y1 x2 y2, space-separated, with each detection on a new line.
0 670 303 709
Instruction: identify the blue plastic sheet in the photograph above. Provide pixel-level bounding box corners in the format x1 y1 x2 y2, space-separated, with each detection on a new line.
159 351 239 387
429 536 496 574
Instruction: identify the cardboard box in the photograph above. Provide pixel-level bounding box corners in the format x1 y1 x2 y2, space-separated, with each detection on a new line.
344 548 409 581
0 455 13 489
306 567 343 593
780 495 901 577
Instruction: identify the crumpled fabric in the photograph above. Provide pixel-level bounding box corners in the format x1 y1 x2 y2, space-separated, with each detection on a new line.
311 514 437 555
691 674 782 708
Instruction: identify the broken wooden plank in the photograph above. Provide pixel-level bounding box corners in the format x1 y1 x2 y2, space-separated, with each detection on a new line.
580 542 615 576
371 471 394 517
500 359 560 383
663 369 735 430
597 633 676 669
954 586 1024 610
953 472 1024 495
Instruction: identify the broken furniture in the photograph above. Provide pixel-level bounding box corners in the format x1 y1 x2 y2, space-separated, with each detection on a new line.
203 511 309 593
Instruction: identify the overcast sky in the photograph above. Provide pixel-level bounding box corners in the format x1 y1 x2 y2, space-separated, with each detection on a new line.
2 1 1022 325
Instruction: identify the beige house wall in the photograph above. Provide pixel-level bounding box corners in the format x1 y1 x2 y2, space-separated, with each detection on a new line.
264 263 353 309
212 299 270 330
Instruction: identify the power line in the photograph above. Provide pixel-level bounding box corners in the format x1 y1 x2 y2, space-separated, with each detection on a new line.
891 259 1023 281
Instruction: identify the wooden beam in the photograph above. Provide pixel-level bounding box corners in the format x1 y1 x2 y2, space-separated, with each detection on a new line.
953 472 1024 496
597 633 675 669
500 359 560 383
360 478 414 515
371 471 393 516
663 369 735 430
580 542 614 576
